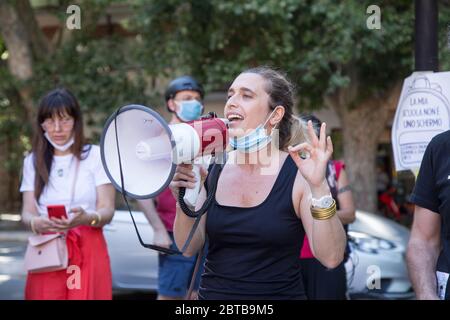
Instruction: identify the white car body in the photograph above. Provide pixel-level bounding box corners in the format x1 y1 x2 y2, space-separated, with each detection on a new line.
346 211 414 299
104 210 159 292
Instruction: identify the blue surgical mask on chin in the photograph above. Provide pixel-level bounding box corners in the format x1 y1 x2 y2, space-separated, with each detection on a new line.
176 100 204 121
229 109 278 153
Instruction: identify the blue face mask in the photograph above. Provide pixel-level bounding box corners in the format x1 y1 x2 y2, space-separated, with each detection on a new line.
175 100 204 121
229 109 278 153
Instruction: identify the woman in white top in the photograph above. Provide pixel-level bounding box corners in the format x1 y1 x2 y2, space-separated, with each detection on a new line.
20 87 115 300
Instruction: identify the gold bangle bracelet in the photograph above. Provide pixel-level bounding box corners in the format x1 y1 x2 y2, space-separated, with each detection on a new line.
311 200 337 220
90 212 102 226
311 206 336 220
96 212 102 225
311 208 336 220
312 211 336 220
311 210 336 220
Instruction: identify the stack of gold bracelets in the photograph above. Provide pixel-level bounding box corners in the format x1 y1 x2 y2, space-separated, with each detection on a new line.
310 199 337 220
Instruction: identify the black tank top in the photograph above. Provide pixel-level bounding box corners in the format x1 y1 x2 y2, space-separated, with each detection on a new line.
199 155 306 300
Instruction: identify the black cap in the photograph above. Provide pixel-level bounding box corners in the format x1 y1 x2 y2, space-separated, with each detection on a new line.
164 76 204 102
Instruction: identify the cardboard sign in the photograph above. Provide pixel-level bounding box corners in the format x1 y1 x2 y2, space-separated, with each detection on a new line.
392 72 450 172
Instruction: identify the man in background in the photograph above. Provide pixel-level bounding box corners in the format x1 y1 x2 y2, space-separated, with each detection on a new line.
138 76 205 300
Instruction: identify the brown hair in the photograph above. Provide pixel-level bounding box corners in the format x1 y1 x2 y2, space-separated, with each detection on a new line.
32 87 89 202
241 66 297 150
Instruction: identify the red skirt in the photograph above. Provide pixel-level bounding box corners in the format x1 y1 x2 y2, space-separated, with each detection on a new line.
25 226 112 300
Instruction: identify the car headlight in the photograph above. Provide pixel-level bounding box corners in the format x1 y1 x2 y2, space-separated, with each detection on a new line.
348 231 397 254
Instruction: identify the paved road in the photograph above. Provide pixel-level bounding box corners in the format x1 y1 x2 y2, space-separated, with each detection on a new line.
0 215 158 300
0 240 26 300
0 238 156 300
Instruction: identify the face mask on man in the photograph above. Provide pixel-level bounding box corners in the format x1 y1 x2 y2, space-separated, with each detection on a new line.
175 99 204 122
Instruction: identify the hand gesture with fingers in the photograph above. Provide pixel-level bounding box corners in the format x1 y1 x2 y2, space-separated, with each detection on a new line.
288 120 333 189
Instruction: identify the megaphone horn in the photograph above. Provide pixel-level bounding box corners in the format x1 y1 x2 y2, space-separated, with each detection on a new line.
100 105 228 202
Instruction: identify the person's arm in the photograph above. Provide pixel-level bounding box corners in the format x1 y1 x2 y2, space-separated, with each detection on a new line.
20 156 58 233
172 163 208 257
91 183 115 227
87 147 116 227
406 205 441 300
21 191 59 234
21 191 39 228
295 177 346 268
137 198 172 249
289 121 346 269
336 169 356 225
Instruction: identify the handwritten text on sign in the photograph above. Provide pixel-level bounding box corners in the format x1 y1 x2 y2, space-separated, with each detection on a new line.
392 73 450 171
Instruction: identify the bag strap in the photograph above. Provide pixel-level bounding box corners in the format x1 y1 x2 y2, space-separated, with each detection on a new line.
184 155 226 299
32 156 80 214
180 155 225 253
185 242 205 299
118 156 224 256
69 158 80 209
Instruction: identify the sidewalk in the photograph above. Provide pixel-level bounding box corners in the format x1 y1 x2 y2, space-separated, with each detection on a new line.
0 213 27 300
0 214 31 242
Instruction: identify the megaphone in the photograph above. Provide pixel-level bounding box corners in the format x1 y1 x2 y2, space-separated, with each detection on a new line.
100 104 228 207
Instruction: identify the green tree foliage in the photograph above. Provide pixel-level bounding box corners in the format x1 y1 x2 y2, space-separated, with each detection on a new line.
0 37 28 173
2 0 450 211
130 0 450 211
131 0 450 106
31 37 150 140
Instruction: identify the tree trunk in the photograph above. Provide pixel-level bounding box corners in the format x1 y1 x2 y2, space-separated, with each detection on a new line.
0 140 10 212
0 1 35 125
15 0 52 59
0 1 49 210
340 103 385 213
328 83 401 213
0 2 34 81
0 0 54 125
0 135 21 212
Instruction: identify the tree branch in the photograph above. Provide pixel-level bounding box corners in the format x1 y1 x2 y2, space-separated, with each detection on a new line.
0 1 36 124
15 0 52 59
0 1 33 80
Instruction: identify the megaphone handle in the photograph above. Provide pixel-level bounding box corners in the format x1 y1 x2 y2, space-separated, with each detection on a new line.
183 164 201 208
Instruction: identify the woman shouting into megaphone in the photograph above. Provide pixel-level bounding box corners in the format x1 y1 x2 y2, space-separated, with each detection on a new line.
171 67 346 300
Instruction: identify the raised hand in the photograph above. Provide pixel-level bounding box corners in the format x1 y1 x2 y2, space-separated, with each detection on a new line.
288 120 333 189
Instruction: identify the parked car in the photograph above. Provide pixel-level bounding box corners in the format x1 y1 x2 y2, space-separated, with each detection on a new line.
103 210 158 293
104 209 414 299
346 210 414 299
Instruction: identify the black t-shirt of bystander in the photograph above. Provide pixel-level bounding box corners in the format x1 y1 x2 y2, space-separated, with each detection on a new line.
410 130 450 287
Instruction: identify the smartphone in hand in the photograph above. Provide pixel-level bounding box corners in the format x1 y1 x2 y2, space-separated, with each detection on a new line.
47 205 68 220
